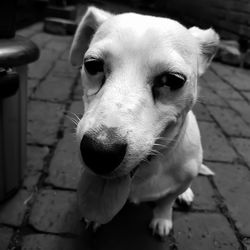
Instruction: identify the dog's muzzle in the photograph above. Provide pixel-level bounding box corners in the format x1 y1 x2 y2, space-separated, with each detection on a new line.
80 126 127 175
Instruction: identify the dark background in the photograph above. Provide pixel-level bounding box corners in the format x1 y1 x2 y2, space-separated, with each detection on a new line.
15 0 250 41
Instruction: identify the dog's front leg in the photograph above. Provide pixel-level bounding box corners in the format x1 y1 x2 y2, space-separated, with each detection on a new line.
149 194 176 238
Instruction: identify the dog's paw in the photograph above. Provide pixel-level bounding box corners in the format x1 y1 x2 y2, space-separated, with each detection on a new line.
177 188 194 209
149 218 173 238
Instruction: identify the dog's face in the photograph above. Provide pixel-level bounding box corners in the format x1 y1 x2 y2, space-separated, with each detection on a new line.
70 7 219 178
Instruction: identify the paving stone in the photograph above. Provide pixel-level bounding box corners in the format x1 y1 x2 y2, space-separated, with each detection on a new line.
64 101 84 134
214 86 243 101
0 189 31 226
44 17 77 35
227 99 250 125
212 62 250 91
27 79 39 97
174 212 240 250
202 69 229 90
199 87 228 107
28 60 54 80
206 106 250 137
0 226 13 250
73 78 83 100
30 33 53 48
191 176 217 211
231 138 250 167
51 60 79 78
242 91 250 102
39 48 62 63
209 162 250 236
29 189 82 235
60 48 70 61
199 121 237 163
94 202 171 250
22 234 80 250
46 134 82 190
27 101 65 145
243 238 250 250
45 40 69 53
23 146 49 190
33 75 75 102
193 103 213 122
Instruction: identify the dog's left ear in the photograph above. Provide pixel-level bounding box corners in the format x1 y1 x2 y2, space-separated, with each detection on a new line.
189 27 219 75
69 7 113 66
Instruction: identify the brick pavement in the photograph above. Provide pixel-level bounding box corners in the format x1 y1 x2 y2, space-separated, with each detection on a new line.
1 15 250 250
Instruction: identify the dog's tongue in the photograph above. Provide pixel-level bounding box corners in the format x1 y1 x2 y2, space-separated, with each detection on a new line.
77 170 131 224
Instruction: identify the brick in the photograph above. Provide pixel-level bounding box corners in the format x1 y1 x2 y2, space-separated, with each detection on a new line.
206 106 250 137
199 121 237 163
72 78 83 100
191 176 217 211
27 79 39 97
0 189 31 226
242 91 250 102
46 5 77 20
94 202 171 250
45 40 69 53
27 101 64 145
51 60 79 78
227 99 250 125
64 101 84 134
209 162 250 236
202 70 243 100
46 134 82 189
28 60 53 80
44 18 77 35
212 63 250 91
231 138 250 167
39 48 61 62
0 226 13 250
199 87 228 107
243 238 250 250
174 212 240 250
22 234 80 250
215 87 244 101
33 75 75 102
23 146 49 190
60 48 70 61
193 103 213 122
29 189 82 235
202 70 226 90
30 33 53 48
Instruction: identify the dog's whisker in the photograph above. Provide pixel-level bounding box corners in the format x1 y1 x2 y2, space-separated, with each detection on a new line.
68 111 81 121
65 115 79 126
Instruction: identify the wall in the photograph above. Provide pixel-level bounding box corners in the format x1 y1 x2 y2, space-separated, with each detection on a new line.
153 0 250 41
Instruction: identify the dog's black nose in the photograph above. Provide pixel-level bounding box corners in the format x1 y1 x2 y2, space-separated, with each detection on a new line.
80 127 127 175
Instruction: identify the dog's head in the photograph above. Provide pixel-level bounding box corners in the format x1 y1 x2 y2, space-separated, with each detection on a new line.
70 7 219 178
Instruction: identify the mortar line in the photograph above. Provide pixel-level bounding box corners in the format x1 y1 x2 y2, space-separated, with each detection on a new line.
8 69 80 249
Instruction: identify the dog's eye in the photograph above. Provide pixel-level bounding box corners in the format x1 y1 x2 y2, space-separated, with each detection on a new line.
154 72 186 91
84 58 104 75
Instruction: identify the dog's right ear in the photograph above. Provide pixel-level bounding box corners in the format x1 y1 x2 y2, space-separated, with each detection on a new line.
69 7 112 66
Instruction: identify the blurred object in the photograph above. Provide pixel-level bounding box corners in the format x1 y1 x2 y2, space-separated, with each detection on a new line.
215 40 241 66
0 69 19 99
238 36 249 68
44 17 77 35
44 0 77 35
0 36 39 202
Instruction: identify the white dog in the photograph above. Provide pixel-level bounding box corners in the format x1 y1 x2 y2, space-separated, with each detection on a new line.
70 6 218 238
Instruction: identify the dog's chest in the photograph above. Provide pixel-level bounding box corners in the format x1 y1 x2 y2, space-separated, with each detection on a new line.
129 159 177 203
